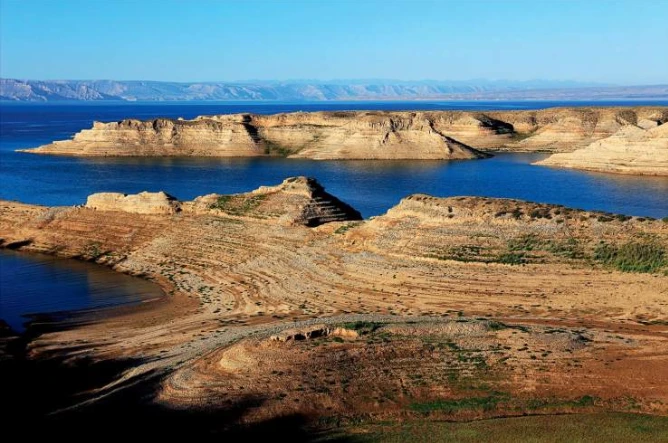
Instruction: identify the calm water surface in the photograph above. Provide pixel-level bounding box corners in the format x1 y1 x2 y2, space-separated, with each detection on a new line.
0 249 162 331
1 101 667 330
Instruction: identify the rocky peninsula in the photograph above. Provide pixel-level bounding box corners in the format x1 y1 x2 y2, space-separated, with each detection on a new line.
19 107 667 160
536 121 668 175
1 177 667 434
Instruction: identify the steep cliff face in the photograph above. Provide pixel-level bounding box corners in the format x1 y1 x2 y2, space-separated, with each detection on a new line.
535 123 668 176
19 107 667 159
34 116 262 157
251 112 491 159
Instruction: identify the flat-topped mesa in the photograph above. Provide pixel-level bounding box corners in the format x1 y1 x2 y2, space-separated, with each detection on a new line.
535 123 668 176
21 111 489 160
86 191 181 214
195 177 362 226
27 115 262 157
18 107 667 159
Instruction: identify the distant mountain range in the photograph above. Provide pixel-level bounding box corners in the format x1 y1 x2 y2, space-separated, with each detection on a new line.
1 78 667 102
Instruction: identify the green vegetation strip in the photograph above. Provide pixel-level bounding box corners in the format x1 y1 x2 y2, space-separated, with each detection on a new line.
410 395 506 414
325 413 668 443
340 321 383 334
595 241 666 273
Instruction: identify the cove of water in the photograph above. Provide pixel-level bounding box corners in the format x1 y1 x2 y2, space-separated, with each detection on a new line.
0 249 163 332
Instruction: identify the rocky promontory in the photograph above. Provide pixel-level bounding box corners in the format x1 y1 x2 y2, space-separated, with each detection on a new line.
19 107 667 159
84 177 361 227
535 123 668 175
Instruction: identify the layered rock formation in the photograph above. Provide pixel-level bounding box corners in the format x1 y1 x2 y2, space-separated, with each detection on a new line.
81 177 361 227
20 107 667 159
535 123 668 175
191 176 362 226
86 191 181 214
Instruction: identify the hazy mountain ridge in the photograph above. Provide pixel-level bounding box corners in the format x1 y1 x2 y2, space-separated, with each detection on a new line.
1 78 666 102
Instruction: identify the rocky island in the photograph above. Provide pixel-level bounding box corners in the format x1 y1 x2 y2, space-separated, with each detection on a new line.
19 107 667 162
1 177 667 436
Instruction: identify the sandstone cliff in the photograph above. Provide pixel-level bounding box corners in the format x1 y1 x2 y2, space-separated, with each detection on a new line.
20 107 667 159
535 123 668 176
86 191 181 214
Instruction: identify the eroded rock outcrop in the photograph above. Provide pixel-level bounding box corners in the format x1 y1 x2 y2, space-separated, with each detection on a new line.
192 176 362 226
21 107 666 159
86 191 181 214
535 123 668 176
83 177 360 227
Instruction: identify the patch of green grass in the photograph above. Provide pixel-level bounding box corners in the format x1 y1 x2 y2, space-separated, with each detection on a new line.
409 394 506 414
547 237 585 259
508 234 543 252
334 222 361 234
594 241 667 273
341 321 383 335
331 413 668 443
209 194 267 216
496 252 527 265
525 395 597 410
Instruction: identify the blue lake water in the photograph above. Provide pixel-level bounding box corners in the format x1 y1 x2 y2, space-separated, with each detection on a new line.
0 249 162 331
1 100 667 331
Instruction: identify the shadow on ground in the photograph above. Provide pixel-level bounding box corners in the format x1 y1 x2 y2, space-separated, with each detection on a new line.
0 322 349 441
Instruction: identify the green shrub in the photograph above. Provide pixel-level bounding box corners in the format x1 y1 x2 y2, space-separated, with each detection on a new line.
341 321 383 334
334 222 360 234
209 194 266 215
547 238 585 259
497 252 527 265
595 241 666 273
508 234 543 252
410 395 505 414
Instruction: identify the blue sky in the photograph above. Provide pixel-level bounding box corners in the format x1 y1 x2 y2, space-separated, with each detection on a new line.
1 0 666 84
